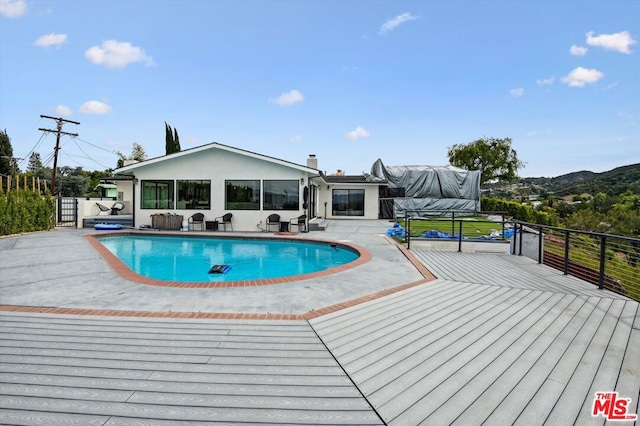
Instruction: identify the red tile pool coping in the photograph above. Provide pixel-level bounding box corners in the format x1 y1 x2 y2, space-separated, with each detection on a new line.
0 232 436 320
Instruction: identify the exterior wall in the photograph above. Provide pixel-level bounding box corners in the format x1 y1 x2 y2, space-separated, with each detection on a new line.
75 198 132 228
315 184 379 220
127 149 310 231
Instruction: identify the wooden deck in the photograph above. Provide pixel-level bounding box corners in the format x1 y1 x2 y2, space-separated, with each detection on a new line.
0 314 382 425
310 251 639 425
1 250 638 425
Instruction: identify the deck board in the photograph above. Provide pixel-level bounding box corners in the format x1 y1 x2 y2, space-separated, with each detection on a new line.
311 250 639 425
2 247 638 425
0 314 382 425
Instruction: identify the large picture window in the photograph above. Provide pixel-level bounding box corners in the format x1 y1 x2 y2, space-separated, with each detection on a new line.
177 180 211 209
142 180 174 209
332 189 365 216
263 180 299 210
225 180 260 210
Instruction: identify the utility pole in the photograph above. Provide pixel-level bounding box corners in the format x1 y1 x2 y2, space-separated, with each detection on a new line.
39 115 80 196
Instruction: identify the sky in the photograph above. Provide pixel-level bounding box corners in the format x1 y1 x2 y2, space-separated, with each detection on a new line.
0 0 639 178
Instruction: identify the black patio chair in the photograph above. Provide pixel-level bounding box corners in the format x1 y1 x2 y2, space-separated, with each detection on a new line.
95 203 111 216
266 214 280 232
289 214 307 233
214 213 233 231
188 212 205 231
111 202 125 215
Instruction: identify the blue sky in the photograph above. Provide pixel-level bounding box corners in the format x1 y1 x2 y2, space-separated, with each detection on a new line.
1 0 638 178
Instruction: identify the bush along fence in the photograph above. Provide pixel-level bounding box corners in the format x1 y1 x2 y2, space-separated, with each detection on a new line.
512 220 640 302
0 175 56 236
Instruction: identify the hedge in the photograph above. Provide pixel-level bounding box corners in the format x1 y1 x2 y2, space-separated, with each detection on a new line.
0 189 56 236
481 197 557 226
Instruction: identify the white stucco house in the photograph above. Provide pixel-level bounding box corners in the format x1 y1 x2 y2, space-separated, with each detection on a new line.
109 142 385 231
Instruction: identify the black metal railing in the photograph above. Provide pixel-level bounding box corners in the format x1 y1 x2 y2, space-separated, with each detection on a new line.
511 221 639 301
402 211 510 250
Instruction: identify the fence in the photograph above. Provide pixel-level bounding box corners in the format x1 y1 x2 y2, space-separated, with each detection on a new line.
400 212 639 301
512 221 639 301
404 211 510 250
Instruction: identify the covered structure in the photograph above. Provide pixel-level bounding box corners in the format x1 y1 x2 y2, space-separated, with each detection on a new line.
370 159 481 218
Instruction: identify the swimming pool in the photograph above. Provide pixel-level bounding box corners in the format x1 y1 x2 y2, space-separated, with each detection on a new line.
96 234 361 283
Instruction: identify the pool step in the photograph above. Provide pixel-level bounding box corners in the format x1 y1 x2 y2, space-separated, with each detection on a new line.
309 218 328 231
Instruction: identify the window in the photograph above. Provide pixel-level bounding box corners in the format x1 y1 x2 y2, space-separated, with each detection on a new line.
263 180 299 210
225 180 260 210
332 189 364 216
142 180 174 209
177 180 211 209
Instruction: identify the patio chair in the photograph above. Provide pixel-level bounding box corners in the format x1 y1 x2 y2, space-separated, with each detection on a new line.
289 214 307 233
214 213 233 231
95 203 111 216
188 212 205 231
111 202 125 215
266 214 280 232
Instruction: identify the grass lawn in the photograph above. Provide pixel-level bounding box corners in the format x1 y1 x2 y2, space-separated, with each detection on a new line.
393 216 508 239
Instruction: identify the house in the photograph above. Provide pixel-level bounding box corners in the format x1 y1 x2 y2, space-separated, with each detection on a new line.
110 143 385 231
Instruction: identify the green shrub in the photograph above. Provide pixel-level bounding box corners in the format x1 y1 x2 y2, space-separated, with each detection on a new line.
0 188 56 236
481 197 557 225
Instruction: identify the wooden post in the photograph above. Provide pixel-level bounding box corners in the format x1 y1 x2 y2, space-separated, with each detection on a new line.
24 175 27 191
7 175 11 193
32 176 35 191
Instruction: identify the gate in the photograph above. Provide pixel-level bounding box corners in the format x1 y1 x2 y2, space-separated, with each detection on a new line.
57 197 77 227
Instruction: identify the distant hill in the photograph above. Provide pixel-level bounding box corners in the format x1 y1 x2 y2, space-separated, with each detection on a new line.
486 163 640 197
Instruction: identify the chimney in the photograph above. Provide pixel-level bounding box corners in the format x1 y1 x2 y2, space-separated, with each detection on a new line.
307 154 318 169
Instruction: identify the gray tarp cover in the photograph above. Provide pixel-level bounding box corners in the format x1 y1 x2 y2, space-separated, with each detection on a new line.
370 159 481 216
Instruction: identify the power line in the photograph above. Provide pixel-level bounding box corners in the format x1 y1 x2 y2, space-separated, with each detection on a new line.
38 115 80 196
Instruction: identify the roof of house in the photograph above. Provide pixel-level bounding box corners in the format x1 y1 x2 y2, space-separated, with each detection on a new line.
114 142 320 175
322 174 387 184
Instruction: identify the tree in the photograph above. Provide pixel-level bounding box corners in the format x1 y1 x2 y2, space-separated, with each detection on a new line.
130 142 147 162
27 152 43 173
116 143 147 168
165 122 181 154
447 137 525 185
0 129 18 175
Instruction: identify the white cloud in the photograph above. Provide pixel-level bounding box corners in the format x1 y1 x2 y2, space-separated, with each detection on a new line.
0 0 26 18
269 89 304 106
80 100 112 115
569 44 588 56
34 33 68 48
526 131 539 137
55 105 72 116
536 76 555 85
346 126 370 140
509 88 524 97
561 67 604 87
617 136 628 141
380 12 418 35
85 40 155 69
586 30 637 54
290 135 302 143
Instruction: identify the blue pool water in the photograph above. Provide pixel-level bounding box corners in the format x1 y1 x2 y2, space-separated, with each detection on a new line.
98 235 359 282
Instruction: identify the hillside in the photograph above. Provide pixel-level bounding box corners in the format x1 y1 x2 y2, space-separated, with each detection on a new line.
485 163 640 197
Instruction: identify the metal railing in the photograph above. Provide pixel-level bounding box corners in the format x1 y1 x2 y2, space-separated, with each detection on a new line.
512 221 639 301
403 211 510 250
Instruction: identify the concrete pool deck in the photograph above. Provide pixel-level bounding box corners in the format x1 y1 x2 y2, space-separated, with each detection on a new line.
0 220 433 318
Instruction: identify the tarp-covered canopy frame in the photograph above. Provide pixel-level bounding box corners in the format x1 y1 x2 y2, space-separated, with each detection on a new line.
370 159 481 218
